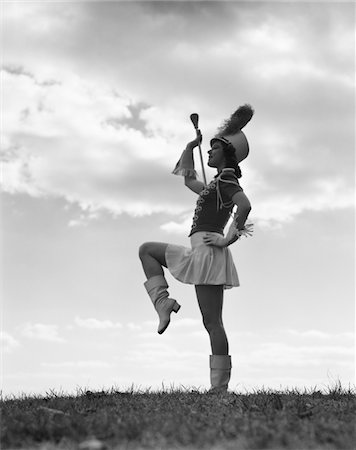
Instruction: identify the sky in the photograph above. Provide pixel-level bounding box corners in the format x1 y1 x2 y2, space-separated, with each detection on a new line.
1 0 355 396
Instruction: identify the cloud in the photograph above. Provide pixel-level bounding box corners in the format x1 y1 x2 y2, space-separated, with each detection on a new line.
127 322 142 331
20 323 65 343
74 316 122 330
2 67 194 217
2 2 354 229
160 215 193 235
286 329 355 340
1 331 20 353
244 342 354 369
173 318 201 328
41 360 113 369
231 329 355 372
124 346 205 369
68 211 99 228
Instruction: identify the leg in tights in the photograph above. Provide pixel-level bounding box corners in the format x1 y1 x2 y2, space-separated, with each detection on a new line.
138 242 169 279
195 284 228 355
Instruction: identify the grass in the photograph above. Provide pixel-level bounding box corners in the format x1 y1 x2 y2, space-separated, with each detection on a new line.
1 383 355 449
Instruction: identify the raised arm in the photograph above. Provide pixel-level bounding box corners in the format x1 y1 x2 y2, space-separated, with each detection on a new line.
172 132 205 194
185 178 205 195
184 166 205 194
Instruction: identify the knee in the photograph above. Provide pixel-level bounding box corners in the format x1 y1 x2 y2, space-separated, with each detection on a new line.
202 317 223 334
138 242 151 260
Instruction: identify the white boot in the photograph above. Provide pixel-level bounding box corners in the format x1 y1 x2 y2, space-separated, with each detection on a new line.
209 355 232 393
144 275 181 334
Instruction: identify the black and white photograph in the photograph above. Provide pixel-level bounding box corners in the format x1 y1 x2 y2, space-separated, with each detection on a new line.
1 0 355 448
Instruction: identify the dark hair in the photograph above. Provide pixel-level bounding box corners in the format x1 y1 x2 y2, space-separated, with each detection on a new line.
223 142 242 178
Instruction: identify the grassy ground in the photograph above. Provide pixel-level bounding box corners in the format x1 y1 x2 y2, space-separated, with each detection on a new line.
1 384 355 450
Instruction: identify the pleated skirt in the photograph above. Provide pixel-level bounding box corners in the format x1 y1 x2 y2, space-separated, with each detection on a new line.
165 232 239 289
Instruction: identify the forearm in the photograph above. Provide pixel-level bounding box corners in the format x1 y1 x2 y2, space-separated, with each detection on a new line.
224 206 252 246
235 205 251 231
181 145 194 168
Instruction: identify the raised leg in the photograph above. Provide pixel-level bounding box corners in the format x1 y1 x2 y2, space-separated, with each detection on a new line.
138 242 168 279
139 241 180 334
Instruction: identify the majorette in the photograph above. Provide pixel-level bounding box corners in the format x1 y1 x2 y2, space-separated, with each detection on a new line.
139 104 254 392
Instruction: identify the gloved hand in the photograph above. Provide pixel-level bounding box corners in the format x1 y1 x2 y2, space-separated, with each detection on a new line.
187 130 202 150
240 222 254 237
203 233 227 248
203 222 254 248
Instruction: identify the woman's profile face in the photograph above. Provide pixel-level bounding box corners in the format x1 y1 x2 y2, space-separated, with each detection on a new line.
207 141 225 168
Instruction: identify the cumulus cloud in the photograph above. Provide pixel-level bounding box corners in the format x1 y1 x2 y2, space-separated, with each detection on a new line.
41 360 113 369
127 322 142 331
68 211 100 228
125 347 205 368
2 67 194 218
20 323 65 343
160 215 193 234
2 1 354 229
286 329 354 340
173 318 201 328
232 329 355 372
1 331 20 353
244 342 354 369
74 316 122 330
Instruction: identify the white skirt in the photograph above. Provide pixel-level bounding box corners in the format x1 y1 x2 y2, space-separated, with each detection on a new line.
165 232 239 289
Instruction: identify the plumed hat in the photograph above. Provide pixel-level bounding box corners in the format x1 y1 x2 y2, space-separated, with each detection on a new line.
210 104 254 163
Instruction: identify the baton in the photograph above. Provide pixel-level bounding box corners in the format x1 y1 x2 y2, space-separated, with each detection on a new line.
190 113 207 186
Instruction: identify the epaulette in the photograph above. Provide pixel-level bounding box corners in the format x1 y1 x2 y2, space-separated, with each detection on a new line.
215 169 240 210
219 168 238 181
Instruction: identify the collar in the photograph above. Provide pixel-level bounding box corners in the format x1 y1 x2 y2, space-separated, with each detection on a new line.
214 168 235 179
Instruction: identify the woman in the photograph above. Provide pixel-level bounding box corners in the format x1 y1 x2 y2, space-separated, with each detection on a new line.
139 105 254 392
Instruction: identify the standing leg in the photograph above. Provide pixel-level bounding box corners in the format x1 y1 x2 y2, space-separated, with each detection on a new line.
139 242 180 334
195 284 228 355
195 284 231 392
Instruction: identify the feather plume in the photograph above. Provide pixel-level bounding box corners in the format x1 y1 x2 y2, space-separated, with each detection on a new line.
217 104 254 136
